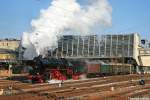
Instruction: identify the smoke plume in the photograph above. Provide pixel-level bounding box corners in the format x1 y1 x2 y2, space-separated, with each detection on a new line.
22 0 112 59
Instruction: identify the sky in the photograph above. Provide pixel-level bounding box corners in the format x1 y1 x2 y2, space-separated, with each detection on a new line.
0 0 150 39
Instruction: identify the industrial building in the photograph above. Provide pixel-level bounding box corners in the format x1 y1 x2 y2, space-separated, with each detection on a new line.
57 34 134 58
56 33 150 73
0 49 17 62
0 39 20 51
0 39 20 76
0 39 20 62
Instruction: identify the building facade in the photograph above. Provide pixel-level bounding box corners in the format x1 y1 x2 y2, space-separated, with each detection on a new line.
0 39 20 50
57 34 135 58
0 39 20 62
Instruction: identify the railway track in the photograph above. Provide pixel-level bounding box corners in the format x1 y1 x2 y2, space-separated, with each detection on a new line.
0 74 144 94
85 85 150 100
41 79 150 99
0 74 149 100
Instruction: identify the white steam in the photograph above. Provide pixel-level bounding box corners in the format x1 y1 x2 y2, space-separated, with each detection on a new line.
22 0 112 59
21 33 38 60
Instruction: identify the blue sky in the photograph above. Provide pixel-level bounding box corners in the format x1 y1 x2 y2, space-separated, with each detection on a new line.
0 0 150 39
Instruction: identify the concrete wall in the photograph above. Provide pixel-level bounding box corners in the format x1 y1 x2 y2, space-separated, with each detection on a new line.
140 56 150 66
138 48 150 66
133 33 141 65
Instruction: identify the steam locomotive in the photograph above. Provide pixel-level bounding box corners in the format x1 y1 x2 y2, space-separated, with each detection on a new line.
27 56 81 83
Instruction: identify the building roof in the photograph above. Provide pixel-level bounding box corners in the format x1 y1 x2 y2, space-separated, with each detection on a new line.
0 39 20 41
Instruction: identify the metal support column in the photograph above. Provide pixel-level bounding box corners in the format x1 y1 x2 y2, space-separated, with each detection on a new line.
128 34 131 57
77 36 80 56
82 37 85 56
104 35 107 56
116 34 118 56
88 36 90 56
61 39 64 57
99 37 101 56
66 41 69 57
71 39 74 56
110 34 112 57
122 34 125 58
93 35 96 56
